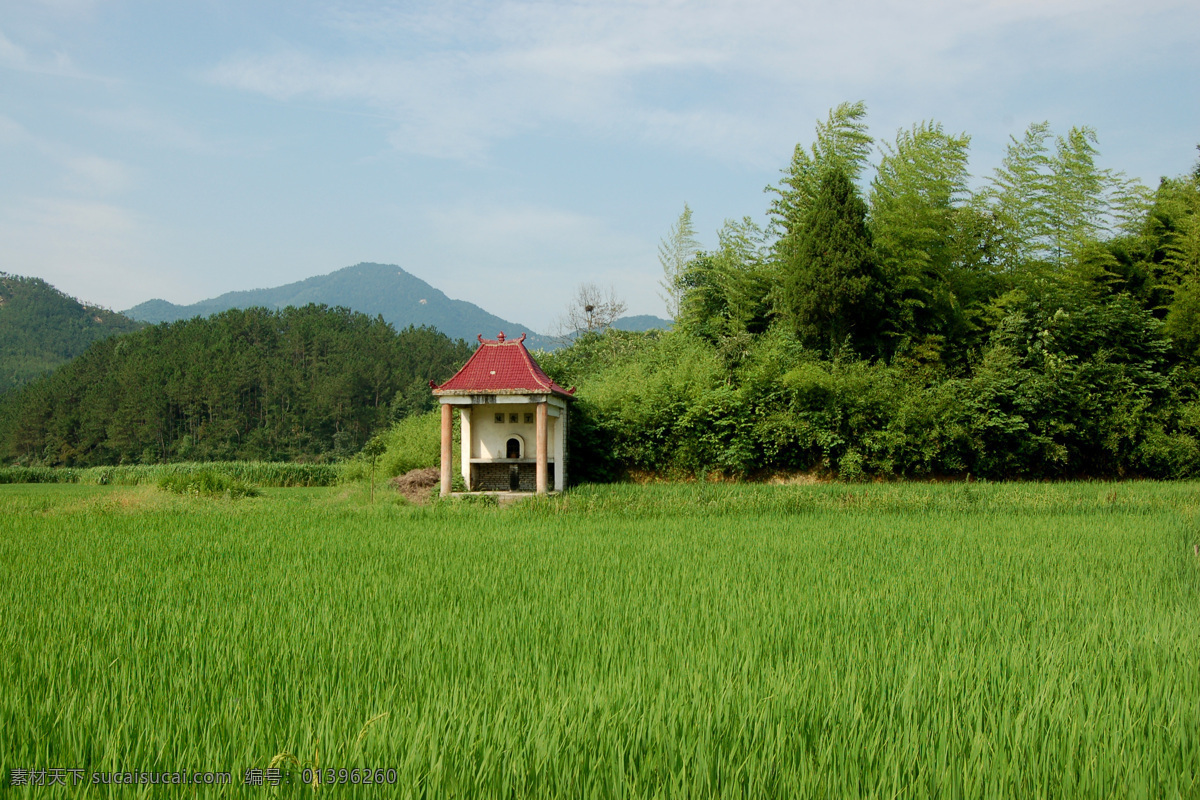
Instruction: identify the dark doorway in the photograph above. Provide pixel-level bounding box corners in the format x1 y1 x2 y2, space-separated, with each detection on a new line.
506 438 521 459
509 464 520 491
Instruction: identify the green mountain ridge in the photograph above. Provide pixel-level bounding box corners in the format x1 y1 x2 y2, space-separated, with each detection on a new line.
0 273 144 393
609 315 674 333
123 263 672 349
123 262 559 349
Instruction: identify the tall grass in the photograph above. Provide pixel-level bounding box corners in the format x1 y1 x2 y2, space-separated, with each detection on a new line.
0 461 338 487
157 469 260 499
1 482 1198 797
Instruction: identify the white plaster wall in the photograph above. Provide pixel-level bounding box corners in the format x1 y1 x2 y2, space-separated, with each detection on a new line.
470 404 556 461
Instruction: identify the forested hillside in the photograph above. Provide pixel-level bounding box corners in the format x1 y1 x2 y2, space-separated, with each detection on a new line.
0 306 471 465
0 274 143 393
540 106 1200 481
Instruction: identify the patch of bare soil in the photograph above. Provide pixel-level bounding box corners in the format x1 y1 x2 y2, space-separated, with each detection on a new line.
765 472 827 485
390 467 439 504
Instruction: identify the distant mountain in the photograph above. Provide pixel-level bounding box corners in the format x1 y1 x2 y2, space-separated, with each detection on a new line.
611 314 673 332
123 263 555 350
0 273 144 393
549 315 674 345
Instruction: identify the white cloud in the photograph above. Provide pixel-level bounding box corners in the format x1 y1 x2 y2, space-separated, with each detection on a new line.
207 0 1197 164
63 155 131 194
0 113 133 196
191 0 1200 323
0 25 75 74
0 113 33 144
0 23 112 82
0 28 30 69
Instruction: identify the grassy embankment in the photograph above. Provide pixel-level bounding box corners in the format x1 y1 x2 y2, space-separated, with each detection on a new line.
2 481 1198 798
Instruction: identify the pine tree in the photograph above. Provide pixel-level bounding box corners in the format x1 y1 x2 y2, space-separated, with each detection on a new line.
782 167 882 354
767 101 873 239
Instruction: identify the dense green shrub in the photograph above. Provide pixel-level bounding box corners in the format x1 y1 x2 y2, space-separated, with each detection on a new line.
538 295 1188 481
341 410 446 482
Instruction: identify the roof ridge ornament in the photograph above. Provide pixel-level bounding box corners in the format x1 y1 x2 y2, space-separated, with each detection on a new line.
433 330 574 398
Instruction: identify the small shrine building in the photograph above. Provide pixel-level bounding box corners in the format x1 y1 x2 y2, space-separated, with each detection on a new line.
431 332 574 496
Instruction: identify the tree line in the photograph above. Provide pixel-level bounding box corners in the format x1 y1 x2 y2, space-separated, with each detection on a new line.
5 104 1197 480
543 104 1200 481
0 305 471 466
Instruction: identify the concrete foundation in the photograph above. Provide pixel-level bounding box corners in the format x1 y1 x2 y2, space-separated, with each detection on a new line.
472 462 554 492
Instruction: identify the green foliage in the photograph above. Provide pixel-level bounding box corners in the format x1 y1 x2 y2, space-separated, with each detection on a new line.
549 286 1183 480
377 411 444 478
341 410 447 482
156 468 260 498
982 122 1056 268
675 218 775 343
673 253 726 342
1151 174 1200 362
1139 174 1200 276
1164 279 1200 359
767 101 874 236
534 109 1196 483
780 167 884 355
574 333 724 474
870 122 983 350
0 305 471 466
981 123 1151 270
0 466 79 485
657 203 700 319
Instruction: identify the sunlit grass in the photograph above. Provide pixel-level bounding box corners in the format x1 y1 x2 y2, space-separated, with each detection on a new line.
2 482 1198 798
0 461 339 487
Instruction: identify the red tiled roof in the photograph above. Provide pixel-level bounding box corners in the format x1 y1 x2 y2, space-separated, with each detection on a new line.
432 332 575 398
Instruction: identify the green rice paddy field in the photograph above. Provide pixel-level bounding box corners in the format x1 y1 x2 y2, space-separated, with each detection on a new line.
2 481 1199 798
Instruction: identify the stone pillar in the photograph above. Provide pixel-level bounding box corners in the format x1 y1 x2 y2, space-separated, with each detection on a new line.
459 407 472 490
536 401 548 495
440 402 453 497
553 409 565 491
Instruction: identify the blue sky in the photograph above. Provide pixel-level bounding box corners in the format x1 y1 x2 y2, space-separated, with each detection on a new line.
2 0 1197 333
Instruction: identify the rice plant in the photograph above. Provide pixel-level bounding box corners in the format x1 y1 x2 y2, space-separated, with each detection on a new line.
1 481 1197 798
